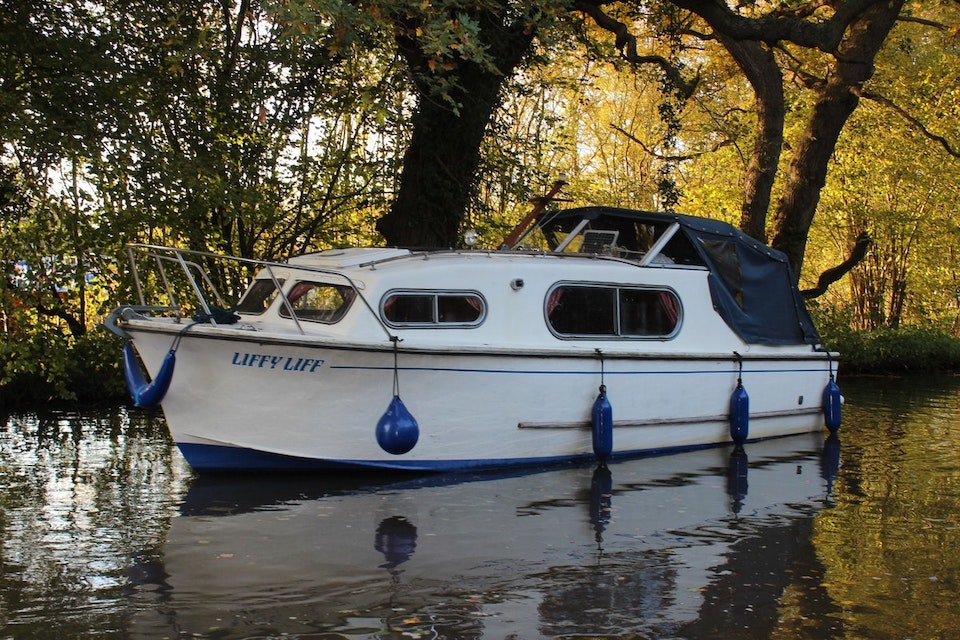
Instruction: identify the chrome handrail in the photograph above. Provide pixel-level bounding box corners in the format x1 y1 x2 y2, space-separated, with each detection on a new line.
123 243 395 339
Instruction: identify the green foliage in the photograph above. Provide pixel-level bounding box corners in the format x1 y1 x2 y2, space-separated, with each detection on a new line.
0 327 125 404
64 330 127 401
0 0 411 404
815 307 960 373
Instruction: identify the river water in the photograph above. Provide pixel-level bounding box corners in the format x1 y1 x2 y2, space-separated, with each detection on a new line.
1 374 959 639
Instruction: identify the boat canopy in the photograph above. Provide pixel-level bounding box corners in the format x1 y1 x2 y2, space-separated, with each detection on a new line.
536 206 821 347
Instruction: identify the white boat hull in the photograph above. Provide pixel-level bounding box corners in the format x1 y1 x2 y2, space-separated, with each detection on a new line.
127 325 831 471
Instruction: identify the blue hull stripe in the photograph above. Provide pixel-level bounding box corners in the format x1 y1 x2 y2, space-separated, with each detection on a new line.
178 440 751 473
330 364 827 376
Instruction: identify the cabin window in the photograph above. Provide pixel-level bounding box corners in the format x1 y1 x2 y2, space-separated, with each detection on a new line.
381 291 485 327
279 281 355 323
235 279 285 314
546 284 681 338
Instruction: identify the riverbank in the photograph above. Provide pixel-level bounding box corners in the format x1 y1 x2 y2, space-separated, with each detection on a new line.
823 325 960 373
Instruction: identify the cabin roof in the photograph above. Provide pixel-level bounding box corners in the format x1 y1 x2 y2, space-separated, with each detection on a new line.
289 247 411 269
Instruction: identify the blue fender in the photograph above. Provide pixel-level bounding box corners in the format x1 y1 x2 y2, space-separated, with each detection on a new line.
376 395 419 455
591 386 613 462
123 341 175 408
729 382 749 445
822 377 842 433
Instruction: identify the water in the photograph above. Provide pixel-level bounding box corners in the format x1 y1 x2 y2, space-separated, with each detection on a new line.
1 375 959 639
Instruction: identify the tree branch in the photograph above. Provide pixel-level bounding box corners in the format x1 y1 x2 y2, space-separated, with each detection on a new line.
609 123 731 160
668 0 884 52
857 88 960 158
572 1 700 98
801 231 872 299
896 15 955 30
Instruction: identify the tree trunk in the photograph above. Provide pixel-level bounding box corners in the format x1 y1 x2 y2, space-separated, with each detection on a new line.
770 0 905 278
717 36 784 244
377 10 536 248
376 74 508 248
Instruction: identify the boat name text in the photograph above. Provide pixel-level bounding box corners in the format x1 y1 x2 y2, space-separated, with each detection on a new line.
231 352 325 373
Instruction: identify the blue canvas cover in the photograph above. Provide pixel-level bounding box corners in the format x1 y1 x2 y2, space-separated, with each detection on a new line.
537 207 822 346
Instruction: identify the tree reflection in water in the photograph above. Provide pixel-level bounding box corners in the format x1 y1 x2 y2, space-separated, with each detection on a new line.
0 407 191 638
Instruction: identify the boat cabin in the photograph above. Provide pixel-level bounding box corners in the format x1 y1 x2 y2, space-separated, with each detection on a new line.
530 207 821 347
226 207 820 350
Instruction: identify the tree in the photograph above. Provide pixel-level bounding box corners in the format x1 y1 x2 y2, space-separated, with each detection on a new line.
576 0 909 279
765 0 906 277
294 0 942 285
373 3 544 247
89 0 402 263
0 0 117 339
3 0 413 294
562 1 960 294
808 9 960 330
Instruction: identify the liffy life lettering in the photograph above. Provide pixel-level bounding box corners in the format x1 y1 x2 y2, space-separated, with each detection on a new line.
231 352 325 373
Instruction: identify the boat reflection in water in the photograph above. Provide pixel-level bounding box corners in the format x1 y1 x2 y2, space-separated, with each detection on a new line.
127 431 841 639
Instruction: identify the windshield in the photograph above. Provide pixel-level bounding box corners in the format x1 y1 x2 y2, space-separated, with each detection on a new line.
235 279 284 314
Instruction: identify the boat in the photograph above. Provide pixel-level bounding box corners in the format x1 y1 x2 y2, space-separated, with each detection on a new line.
103 194 841 472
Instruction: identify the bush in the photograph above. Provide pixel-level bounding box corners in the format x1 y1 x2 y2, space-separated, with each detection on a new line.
818 322 960 373
64 330 129 402
0 327 126 405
